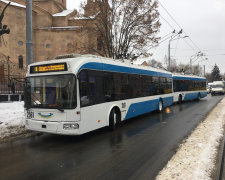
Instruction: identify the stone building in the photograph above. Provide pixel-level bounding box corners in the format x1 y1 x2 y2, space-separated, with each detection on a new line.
0 0 101 76
0 0 102 93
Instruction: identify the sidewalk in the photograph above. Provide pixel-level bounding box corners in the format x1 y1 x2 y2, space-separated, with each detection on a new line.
0 101 30 143
156 98 225 180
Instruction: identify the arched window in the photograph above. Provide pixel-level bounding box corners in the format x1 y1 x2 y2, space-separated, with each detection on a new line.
97 37 102 51
18 55 23 69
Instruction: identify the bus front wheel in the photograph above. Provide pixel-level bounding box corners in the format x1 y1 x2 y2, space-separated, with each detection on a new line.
109 108 120 130
158 100 163 112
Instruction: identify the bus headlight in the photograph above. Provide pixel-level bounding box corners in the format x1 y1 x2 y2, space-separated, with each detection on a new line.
63 123 79 130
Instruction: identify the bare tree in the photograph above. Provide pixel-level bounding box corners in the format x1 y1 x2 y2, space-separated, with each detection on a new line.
79 0 161 59
147 59 163 69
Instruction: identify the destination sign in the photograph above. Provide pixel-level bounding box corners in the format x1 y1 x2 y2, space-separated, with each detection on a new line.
30 63 67 73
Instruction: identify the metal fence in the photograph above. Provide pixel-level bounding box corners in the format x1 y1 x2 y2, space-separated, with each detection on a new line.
0 76 24 94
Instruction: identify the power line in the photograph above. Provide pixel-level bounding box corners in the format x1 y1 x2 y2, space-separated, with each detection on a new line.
156 0 201 52
159 14 175 30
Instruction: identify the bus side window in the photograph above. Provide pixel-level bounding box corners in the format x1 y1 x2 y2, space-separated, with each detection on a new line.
79 70 89 107
88 70 104 105
79 70 104 107
152 76 159 95
104 72 114 102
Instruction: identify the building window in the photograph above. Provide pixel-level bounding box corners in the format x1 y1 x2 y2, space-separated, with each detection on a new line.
18 41 23 46
67 43 72 48
46 44 51 48
18 55 23 69
97 37 102 51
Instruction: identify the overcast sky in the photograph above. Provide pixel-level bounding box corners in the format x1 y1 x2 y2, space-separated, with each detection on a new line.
67 0 225 74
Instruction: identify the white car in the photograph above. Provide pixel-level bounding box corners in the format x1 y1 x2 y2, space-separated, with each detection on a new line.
211 81 225 96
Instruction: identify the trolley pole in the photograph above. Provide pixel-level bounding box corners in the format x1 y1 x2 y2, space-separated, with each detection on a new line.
26 0 33 67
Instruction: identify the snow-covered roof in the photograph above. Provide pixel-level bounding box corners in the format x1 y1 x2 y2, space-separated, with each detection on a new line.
53 9 74 17
0 0 25 8
71 12 100 20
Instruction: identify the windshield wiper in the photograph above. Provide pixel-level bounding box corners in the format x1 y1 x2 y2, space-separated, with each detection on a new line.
56 104 64 112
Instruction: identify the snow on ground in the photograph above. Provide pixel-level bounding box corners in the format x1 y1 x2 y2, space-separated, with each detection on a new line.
0 101 25 140
156 98 225 180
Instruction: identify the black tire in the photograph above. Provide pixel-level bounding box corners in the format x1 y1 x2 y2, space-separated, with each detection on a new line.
158 100 163 112
197 93 201 101
178 95 182 104
109 108 120 130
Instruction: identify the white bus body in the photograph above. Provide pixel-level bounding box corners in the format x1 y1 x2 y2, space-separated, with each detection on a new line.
25 54 174 135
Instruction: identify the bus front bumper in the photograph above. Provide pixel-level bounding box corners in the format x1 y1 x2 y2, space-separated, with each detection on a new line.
25 119 81 135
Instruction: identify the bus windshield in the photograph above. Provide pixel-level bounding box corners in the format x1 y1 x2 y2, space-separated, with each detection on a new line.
25 74 76 109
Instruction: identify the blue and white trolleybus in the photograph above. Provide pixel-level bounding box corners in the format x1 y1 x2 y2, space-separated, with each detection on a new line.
24 54 174 135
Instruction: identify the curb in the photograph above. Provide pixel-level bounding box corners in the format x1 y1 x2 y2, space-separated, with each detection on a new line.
216 130 225 180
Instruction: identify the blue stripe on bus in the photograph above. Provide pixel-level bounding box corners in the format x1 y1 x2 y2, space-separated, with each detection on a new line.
79 62 172 77
173 76 206 81
125 96 173 120
162 96 174 107
200 91 207 98
184 92 199 101
183 91 207 101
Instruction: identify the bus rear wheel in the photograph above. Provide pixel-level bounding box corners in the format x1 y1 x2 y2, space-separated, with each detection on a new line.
109 108 120 130
197 93 201 100
178 95 182 104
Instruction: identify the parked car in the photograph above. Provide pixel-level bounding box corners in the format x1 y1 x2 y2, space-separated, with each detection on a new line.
211 81 225 96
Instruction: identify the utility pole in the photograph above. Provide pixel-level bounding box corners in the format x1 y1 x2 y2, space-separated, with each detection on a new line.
7 56 10 93
7 56 10 82
204 65 205 77
190 51 203 74
167 29 188 72
190 58 192 74
26 0 33 67
168 42 171 71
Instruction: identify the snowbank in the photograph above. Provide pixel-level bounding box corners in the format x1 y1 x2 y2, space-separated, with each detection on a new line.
156 98 225 180
0 101 25 139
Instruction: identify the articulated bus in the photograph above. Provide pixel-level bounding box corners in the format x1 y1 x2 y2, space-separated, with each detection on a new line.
24 54 206 135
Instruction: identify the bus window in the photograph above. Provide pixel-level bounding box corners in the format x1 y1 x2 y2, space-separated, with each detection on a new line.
79 70 104 107
152 76 159 95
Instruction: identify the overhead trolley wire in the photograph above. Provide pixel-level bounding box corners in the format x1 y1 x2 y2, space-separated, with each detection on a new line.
156 0 201 52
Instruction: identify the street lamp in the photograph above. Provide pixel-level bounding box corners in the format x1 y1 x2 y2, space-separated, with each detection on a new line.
190 51 204 74
168 35 188 71
198 57 208 76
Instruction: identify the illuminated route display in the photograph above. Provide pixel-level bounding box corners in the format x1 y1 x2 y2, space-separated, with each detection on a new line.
30 63 67 73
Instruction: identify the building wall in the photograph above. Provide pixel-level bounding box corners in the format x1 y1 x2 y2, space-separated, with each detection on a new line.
33 1 64 14
53 16 68 27
0 0 101 76
33 29 87 62
0 4 26 70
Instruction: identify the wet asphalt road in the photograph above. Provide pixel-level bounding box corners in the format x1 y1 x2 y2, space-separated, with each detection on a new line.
0 95 223 180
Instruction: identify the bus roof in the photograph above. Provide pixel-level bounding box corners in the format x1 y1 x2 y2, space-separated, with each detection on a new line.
172 73 206 81
27 54 172 78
